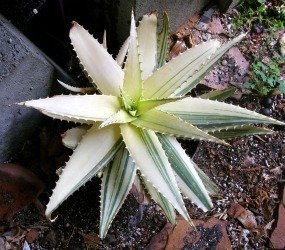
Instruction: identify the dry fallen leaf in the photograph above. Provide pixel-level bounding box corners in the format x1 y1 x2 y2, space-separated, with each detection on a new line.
228 203 257 229
0 164 45 221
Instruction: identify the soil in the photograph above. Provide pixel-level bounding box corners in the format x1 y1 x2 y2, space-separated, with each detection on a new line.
1 1 285 249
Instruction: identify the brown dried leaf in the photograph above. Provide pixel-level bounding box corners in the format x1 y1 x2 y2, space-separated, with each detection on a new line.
0 164 45 220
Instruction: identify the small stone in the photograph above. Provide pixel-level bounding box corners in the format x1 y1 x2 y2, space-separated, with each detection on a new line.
279 33 285 56
260 108 272 116
262 97 273 108
221 59 228 66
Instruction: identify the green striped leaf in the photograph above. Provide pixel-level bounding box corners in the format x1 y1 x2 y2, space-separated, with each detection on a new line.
199 87 236 101
137 97 184 115
173 34 246 96
46 124 122 219
210 125 273 139
157 12 169 68
159 97 284 131
123 12 142 105
157 134 212 211
131 109 225 144
137 12 157 80
143 39 220 99
120 124 191 223
193 164 219 195
20 94 121 123
70 22 124 96
100 146 137 238
142 175 176 224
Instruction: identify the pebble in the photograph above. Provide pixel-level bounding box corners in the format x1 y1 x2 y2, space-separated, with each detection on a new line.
221 59 228 66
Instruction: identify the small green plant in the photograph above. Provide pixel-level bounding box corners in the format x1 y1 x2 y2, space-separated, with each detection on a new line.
244 56 285 95
20 12 283 238
233 0 285 33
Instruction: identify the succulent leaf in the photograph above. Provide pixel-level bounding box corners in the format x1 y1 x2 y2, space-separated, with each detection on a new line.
199 87 236 101
141 175 176 224
157 12 170 68
210 125 273 139
131 109 226 144
100 146 136 238
136 97 184 115
173 34 246 96
143 39 220 99
20 95 121 122
62 125 90 149
100 109 137 128
70 22 124 96
120 124 191 223
122 12 142 105
159 97 285 131
157 134 213 211
116 37 130 67
193 164 219 195
137 12 158 80
58 80 96 94
45 124 122 219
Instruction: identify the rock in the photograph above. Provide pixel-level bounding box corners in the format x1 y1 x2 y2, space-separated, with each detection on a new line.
0 14 71 163
228 47 249 76
279 33 285 56
208 17 224 34
147 217 232 249
217 0 242 13
106 0 211 46
270 187 285 249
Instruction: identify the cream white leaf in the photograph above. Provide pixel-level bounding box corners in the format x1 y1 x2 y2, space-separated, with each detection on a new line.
137 13 157 80
20 94 121 122
70 22 124 96
159 97 285 131
143 40 220 99
46 124 122 219
122 11 142 104
62 125 90 149
120 124 191 222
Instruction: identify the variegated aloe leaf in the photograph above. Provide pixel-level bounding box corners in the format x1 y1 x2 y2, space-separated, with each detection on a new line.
210 125 273 139
141 175 176 224
157 134 212 211
122 12 142 106
100 146 136 238
199 87 236 101
157 12 169 68
20 95 121 123
131 109 226 144
116 37 130 67
45 125 122 219
136 97 184 115
159 97 284 132
120 124 191 223
143 40 220 99
193 164 219 195
70 22 124 96
58 80 96 94
62 125 90 149
137 12 157 80
173 34 246 96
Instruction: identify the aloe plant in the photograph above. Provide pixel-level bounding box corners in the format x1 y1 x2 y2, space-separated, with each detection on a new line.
20 12 283 238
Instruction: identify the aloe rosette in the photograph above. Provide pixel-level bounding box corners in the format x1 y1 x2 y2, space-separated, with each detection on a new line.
21 12 284 238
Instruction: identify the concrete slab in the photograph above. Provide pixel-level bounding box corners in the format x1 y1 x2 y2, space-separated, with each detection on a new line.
0 14 71 163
